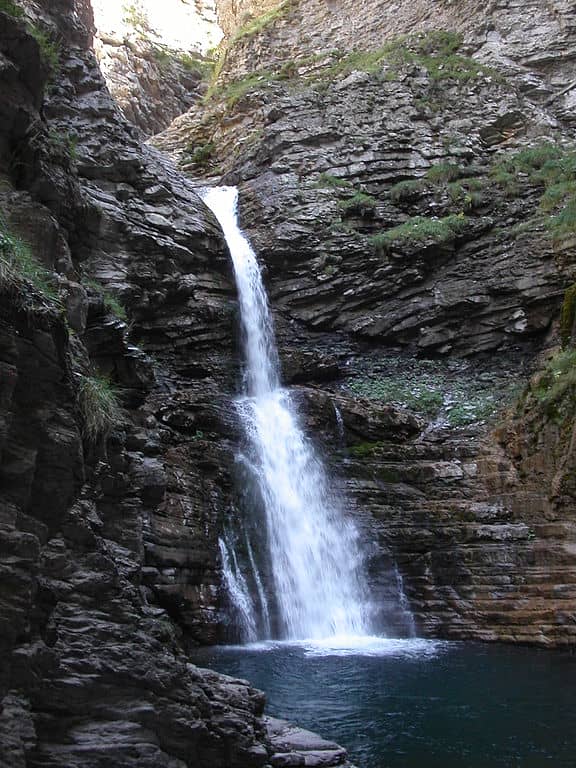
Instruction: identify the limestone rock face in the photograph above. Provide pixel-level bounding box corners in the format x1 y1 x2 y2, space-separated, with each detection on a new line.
153 0 576 645
1 1 351 765
92 0 222 135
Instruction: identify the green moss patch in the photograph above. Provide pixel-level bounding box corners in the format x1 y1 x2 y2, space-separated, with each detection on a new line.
371 213 467 251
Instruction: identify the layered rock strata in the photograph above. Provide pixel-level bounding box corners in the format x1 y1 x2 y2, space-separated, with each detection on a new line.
0 1 352 764
152 0 576 645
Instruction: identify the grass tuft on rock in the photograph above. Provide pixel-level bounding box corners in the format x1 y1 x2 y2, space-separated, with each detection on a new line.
231 0 297 43
0 216 59 306
84 278 127 321
77 373 123 443
371 213 467 251
0 0 24 17
492 143 576 241
322 30 498 84
338 191 377 213
560 283 576 347
533 349 576 415
29 24 60 76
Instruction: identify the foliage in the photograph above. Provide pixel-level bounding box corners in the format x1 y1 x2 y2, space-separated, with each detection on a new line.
349 441 386 458
0 216 58 305
47 129 78 161
346 363 518 427
425 162 464 183
560 283 576 347
29 24 60 76
77 373 123 443
492 143 576 242
533 349 576 413
84 278 127 321
152 45 214 79
348 377 443 416
389 179 428 202
185 141 216 167
320 30 498 84
122 1 154 35
447 178 485 210
371 213 467 250
231 0 297 43
0 0 23 18
207 58 304 106
313 173 353 189
338 191 377 213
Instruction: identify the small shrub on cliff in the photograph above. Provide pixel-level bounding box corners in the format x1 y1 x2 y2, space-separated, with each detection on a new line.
185 141 216 167
313 173 353 189
389 179 428 202
493 143 576 242
231 0 297 44
122 1 154 36
560 283 576 347
0 0 24 18
425 163 465 184
77 373 123 443
321 30 497 84
84 278 127 321
533 349 576 416
371 213 467 251
29 24 60 77
0 217 58 307
338 191 377 214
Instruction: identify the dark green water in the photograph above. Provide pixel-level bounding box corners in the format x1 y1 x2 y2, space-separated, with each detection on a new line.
194 638 576 768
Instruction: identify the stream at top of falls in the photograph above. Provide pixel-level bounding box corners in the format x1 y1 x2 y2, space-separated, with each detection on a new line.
202 185 371 642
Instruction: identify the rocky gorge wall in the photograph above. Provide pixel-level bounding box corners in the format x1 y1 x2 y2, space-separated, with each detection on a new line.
153 0 576 645
0 1 355 765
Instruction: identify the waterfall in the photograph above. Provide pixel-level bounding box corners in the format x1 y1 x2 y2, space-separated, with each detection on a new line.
203 186 371 640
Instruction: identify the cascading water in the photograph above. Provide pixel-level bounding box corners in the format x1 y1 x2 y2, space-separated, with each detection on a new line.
203 186 372 641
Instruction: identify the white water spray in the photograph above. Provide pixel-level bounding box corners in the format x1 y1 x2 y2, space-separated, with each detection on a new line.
203 187 371 640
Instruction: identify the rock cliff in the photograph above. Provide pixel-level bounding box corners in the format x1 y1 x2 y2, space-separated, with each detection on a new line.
2 0 576 763
153 0 576 645
0 0 352 765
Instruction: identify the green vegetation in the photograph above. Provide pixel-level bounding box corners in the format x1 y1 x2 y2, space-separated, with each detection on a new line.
47 129 78 161
447 178 485 210
389 168 482 208
425 162 464 183
348 377 444 416
122 1 154 35
533 348 576 413
206 59 302 106
0 216 58 306
560 283 576 347
346 363 518 427
0 0 24 18
371 213 467 251
492 143 576 241
77 373 123 443
338 191 377 214
84 278 127 321
314 173 353 189
389 179 427 202
349 441 386 459
184 141 216 167
320 31 498 84
29 25 60 76
0 2 60 76
152 45 214 78
231 0 297 44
